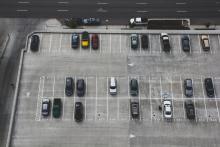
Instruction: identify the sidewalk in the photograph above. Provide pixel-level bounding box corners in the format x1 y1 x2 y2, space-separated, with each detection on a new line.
0 34 10 59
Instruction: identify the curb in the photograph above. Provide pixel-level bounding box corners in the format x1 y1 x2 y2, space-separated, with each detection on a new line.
0 34 10 59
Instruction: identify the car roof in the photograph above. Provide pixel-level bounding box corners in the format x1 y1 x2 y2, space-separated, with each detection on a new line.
110 77 116 86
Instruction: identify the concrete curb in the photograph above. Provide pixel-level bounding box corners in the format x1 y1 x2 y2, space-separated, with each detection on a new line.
30 29 220 35
5 31 33 147
0 34 10 59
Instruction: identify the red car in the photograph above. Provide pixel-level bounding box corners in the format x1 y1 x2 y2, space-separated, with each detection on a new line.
91 34 99 49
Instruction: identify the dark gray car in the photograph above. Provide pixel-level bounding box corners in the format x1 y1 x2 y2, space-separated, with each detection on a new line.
131 34 139 49
65 77 74 96
184 79 193 97
130 79 139 96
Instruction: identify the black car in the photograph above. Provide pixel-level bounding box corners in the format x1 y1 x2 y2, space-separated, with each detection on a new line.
30 35 40 52
184 100 195 120
77 79 86 97
130 79 139 96
204 78 215 98
184 79 193 97
71 33 79 49
53 98 62 118
131 34 139 50
42 98 50 117
161 33 171 52
74 102 84 122
77 18 101 25
181 35 190 52
130 102 139 118
65 77 74 96
141 34 148 49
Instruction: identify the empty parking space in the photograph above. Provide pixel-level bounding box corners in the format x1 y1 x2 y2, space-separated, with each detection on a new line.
111 34 121 53
209 35 220 53
100 34 110 53
60 34 71 52
172 76 182 99
150 34 161 54
190 35 201 54
173 99 185 121
39 34 51 52
205 99 219 122
170 35 181 55
194 100 207 122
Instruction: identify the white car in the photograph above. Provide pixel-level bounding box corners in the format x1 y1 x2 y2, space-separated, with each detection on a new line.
129 17 148 27
163 99 172 119
109 77 117 95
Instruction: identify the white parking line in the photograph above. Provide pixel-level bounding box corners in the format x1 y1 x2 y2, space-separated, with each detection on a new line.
49 34 52 53
170 79 174 118
149 76 152 121
138 76 141 120
35 77 42 121
109 34 112 54
208 35 213 54
176 2 186 5
18 1 30 4
201 76 208 122
139 35 142 54
85 77 88 120
95 75 98 120
149 34 152 54
39 33 43 53
128 76 131 120
63 76 66 120
89 34 92 53
59 34 62 52
188 35 192 54
213 78 220 122
16 9 28 12
57 1 69 4
191 78 197 122
52 76 55 97
119 35 122 53
218 35 220 51
176 10 188 13
159 35 162 53
70 35 72 51
106 77 109 120
178 35 182 54
198 35 202 53
180 76 186 119
99 34 102 54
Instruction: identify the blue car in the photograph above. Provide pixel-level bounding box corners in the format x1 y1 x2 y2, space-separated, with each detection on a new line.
71 33 79 49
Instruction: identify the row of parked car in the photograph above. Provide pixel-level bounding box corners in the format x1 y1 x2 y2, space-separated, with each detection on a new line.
130 33 211 52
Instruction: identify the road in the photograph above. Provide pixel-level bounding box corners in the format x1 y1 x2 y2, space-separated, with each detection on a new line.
0 0 220 24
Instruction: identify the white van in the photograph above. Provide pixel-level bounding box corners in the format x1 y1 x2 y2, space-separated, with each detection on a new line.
109 77 117 95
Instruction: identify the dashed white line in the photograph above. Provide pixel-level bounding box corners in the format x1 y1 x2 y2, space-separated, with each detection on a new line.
57 9 69 12
18 1 30 4
49 34 52 53
176 10 188 13
97 2 109 5
149 76 152 121
35 77 42 121
106 77 109 120
16 9 28 12
95 75 98 121
136 10 149 13
136 2 149 5
176 2 186 5
59 34 63 52
57 1 69 4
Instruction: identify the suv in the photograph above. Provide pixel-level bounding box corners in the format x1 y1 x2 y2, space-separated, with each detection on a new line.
204 78 215 98
81 31 90 48
91 34 99 50
131 34 139 49
163 99 172 119
77 79 86 97
109 77 117 95
71 33 79 49
130 79 139 96
184 79 193 97
130 102 139 119
184 100 195 120
181 35 190 52
42 98 50 117
65 77 74 96
30 35 40 52
160 33 171 52
129 17 148 27
200 35 210 51
74 102 84 122
141 34 148 49
53 98 62 118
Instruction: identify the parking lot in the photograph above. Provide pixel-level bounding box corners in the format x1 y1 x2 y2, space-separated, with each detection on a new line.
11 31 220 147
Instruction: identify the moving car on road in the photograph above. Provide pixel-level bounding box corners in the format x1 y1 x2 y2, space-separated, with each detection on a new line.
81 31 90 48
71 33 79 49
130 102 139 119
200 35 210 51
184 100 195 120
141 34 149 49
74 102 84 122
30 35 40 52
129 17 148 27
131 34 139 49
160 33 171 52
77 79 86 97
42 98 50 117
184 79 193 97
91 34 99 50
109 77 117 95
77 18 101 25
130 79 139 96
181 35 190 52
204 78 215 98
53 98 62 118
65 77 74 96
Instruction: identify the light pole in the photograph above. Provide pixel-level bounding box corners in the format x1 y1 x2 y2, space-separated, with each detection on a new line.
105 19 109 29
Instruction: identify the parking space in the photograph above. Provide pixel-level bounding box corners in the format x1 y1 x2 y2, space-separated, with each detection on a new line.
209 35 220 54
189 35 201 54
170 35 181 55
150 34 161 54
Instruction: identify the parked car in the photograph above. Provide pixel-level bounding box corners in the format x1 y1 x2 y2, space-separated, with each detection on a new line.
81 31 90 48
109 77 117 95
53 98 62 118
77 79 86 97
65 77 74 96
160 33 171 52
91 34 99 50
184 100 195 120
129 17 148 27
141 34 148 49
181 35 190 52
71 33 79 49
200 35 210 51
130 102 139 118
163 99 172 119
131 34 139 49
42 98 50 117
77 18 101 25
184 79 193 97
74 102 84 122
204 78 215 97
30 35 40 52
130 79 139 96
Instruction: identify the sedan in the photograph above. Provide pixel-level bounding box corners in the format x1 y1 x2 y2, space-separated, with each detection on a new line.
77 18 101 25
65 77 74 96
30 35 40 52
42 98 50 117
71 33 79 49
130 79 139 96
181 35 190 52
204 78 215 98
131 34 139 49
130 102 139 119
163 99 172 119
91 34 99 50
74 102 84 122
77 79 86 97
184 79 193 97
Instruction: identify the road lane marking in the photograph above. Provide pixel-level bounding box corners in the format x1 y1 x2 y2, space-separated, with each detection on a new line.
171 79 174 119
18 1 30 4
128 76 131 120
57 1 69 4
97 8 108 13
176 10 188 13
63 76 66 120
99 34 102 54
16 9 28 12
97 2 109 5
109 34 112 54
136 10 149 13
198 35 202 53
52 76 55 97
136 2 149 5
85 77 87 120
138 76 141 120
176 2 186 5
57 9 69 12
119 35 122 53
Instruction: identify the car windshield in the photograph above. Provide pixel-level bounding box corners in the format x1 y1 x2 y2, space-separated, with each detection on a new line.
183 39 189 45
166 111 171 115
